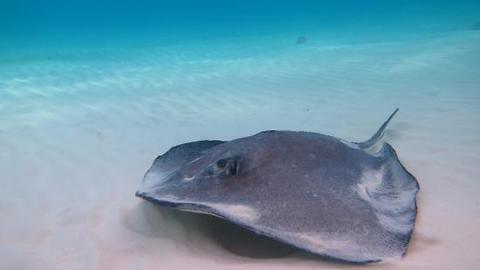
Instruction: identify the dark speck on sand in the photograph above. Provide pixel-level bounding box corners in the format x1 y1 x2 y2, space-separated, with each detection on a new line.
472 21 480 30
296 36 307 44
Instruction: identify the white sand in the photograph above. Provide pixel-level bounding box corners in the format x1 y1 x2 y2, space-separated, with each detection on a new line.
1 31 479 269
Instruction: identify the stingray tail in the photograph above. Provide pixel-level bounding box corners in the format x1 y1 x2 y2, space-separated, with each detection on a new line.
356 108 399 150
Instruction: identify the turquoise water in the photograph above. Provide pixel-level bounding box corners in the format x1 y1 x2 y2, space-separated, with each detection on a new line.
1 1 479 80
2 1 480 48
1 0 479 120
1 1 480 269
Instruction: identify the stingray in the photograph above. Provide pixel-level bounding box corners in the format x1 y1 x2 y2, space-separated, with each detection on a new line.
136 109 419 263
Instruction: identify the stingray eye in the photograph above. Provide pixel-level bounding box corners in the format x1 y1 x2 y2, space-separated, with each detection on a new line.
216 159 227 169
215 157 240 177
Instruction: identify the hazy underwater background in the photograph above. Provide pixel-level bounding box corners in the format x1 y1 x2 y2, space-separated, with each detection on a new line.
1 1 480 269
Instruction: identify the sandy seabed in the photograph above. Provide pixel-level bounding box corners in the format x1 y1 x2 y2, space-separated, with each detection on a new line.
0 31 479 269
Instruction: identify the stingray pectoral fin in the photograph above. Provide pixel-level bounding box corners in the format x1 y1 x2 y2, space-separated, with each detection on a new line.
356 143 419 258
356 108 399 150
138 140 225 192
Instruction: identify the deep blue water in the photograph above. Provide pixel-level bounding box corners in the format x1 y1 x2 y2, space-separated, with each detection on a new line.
2 0 480 50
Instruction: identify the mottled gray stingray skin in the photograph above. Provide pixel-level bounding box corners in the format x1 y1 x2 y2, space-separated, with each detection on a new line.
136 109 419 263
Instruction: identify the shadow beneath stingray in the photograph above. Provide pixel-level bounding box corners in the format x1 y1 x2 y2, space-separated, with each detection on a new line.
126 201 296 259
201 215 296 259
